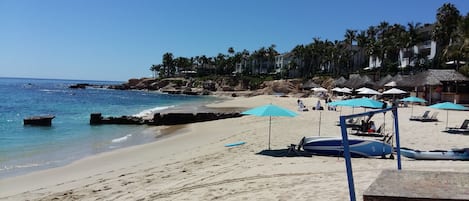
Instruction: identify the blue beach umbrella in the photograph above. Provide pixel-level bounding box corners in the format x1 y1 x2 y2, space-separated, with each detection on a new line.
328 97 384 109
400 96 426 116
329 98 386 130
429 102 468 128
400 96 426 103
242 104 297 150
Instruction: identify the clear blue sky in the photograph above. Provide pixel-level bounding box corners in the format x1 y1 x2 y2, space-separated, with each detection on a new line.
1 0 468 81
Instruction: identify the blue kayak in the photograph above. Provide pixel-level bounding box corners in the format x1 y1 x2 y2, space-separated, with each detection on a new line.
299 136 392 158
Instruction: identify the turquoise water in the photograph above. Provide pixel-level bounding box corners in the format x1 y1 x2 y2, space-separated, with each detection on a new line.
0 77 216 178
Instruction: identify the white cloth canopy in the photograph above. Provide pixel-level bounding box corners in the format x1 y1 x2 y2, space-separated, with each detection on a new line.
384 81 397 87
358 88 381 95
332 87 352 93
382 88 407 95
332 87 342 92
312 87 327 92
341 87 352 94
355 87 371 92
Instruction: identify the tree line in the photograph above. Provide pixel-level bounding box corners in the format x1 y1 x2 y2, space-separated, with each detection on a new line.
150 3 469 79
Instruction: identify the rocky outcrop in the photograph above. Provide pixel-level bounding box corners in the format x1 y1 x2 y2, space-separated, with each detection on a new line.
257 79 302 95
105 76 335 97
69 83 90 89
90 113 146 125
24 115 55 126
90 112 243 126
150 112 242 125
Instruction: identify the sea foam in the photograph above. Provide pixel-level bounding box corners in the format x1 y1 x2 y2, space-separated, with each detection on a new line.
133 105 175 118
111 134 132 143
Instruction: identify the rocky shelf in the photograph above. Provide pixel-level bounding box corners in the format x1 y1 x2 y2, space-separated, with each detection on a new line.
90 112 243 126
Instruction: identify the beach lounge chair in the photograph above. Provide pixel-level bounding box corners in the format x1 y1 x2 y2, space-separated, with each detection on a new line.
335 118 360 128
419 112 438 122
287 144 299 155
444 119 469 134
409 110 430 121
351 123 385 137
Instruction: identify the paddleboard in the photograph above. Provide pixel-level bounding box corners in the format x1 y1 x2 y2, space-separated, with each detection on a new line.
224 141 246 147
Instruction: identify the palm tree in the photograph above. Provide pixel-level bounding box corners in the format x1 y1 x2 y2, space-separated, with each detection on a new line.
162 52 174 77
403 22 423 71
149 64 162 78
355 30 368 71
344 29 357 72
460 13 469 63
365 26 380 69
291 44 306 76
376 21 390 67
266 44 278 74
214 53 227 75
433 3 461 67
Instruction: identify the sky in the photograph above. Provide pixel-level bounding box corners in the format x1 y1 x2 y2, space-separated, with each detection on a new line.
1 0 468 81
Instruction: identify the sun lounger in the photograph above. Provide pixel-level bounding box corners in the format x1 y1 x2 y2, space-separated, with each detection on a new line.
418 112 438 122
444 119 469 134
351 123 385 137
409 110 430 121
336 118 360 128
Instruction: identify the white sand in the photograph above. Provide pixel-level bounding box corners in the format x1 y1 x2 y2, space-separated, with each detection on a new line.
1 95 469 200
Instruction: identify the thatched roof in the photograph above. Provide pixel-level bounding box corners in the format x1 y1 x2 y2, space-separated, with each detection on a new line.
301 80 320 90
400 69 468 87
344 74 375 89
391 74 412 87
425 69 468 81
376 74 393 87
333 76 347 87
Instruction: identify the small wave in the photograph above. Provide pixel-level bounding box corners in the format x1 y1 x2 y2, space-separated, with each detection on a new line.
40 89 66 93
0 160 59 172
111 134 132 143
133 105 175 118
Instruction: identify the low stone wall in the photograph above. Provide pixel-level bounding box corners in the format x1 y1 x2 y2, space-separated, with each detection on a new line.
89 112 243 126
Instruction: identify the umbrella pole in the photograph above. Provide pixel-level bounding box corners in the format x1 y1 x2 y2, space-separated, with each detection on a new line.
411 104 413 116
318 111 321 136
446 110 449 128
268 116 272 150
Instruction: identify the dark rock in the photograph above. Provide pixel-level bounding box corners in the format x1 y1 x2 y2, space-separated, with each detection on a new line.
91 115 145 125
148 112 243 126
203 81 216 91
24 115 55 126
90 112 243 126
152 113 196 125
69 83 90 89
201 89 211 95
90 113 102 125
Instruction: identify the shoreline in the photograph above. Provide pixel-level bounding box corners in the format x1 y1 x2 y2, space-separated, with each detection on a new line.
0 92 228 180
2 95 469 200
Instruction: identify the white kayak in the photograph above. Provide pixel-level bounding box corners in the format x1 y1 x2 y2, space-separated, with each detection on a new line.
400 148 469 160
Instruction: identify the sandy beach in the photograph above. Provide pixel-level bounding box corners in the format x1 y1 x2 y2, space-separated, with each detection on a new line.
1 95 469 200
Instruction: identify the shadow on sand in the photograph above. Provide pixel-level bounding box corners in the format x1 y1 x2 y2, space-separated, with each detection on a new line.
256 148 313 157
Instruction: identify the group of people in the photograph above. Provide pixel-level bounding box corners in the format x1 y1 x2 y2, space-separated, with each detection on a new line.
297 99 336 112
360 120 377 133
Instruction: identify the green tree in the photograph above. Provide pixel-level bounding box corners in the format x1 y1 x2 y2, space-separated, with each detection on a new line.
149 64 162 78
433 3 461 67
344 29 357 72
162 52 174 77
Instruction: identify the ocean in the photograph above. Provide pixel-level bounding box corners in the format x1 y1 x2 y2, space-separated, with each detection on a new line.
0 77 218 179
